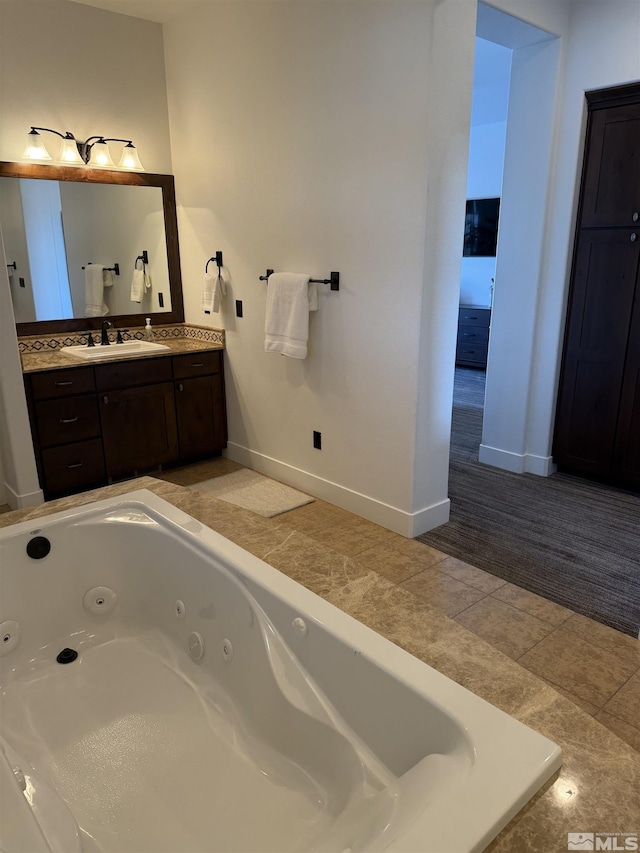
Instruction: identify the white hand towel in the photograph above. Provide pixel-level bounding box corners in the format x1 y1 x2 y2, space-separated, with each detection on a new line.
130 268 145 302
84 264 109 317
202 270 228 314
264 273 316 359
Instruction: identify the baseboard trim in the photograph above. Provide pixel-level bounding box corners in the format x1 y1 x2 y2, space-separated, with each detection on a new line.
224 442 449 537
4 481 44 510
478 445 556 477
524 454 557 477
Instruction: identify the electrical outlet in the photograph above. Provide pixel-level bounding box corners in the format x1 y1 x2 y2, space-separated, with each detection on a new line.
313 431 322 450
236 300 243 318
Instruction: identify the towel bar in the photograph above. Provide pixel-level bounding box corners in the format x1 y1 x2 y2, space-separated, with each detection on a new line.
259 269 339 291
82 262 120 275
206 252 223 273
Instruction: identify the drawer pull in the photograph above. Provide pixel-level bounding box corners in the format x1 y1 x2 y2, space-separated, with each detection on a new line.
55 380 74 387
59 416 79 424
464 316 478 321
462 333 477 338
631 233 637 243
67 462 84 469
190 362 205 368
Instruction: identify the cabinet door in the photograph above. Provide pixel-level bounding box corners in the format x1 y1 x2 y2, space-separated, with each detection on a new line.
100 382 178 479
581 103 640 228
175 374 225 461
554 230 640 476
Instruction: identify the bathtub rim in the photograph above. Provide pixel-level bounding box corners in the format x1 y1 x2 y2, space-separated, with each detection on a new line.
0 489 562 853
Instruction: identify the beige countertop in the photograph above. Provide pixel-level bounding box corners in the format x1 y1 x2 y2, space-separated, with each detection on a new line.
1 478 639 851
20 337 224 374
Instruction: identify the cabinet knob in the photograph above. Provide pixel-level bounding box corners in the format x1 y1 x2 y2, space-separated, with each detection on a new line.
178 383 184 392
633 212 639 222
103 396 109 405
631 233 637 242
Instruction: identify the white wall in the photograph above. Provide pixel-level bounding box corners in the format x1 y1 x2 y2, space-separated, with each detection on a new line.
0 0 173 507
164 0 475 535
0 180 36 323
0 235 43 508
461 121 507 306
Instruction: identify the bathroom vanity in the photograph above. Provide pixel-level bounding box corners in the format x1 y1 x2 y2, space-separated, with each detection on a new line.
23 343 226 499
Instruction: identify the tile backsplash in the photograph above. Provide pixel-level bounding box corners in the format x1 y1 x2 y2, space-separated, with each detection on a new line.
18 324 224 354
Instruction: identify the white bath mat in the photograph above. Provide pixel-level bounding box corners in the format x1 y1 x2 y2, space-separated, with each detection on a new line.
189 469 314 517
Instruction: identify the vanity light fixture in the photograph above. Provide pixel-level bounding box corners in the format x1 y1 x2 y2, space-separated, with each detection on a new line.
23 128 144 171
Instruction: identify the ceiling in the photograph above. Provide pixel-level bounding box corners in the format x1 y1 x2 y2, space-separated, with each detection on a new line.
68 0 199 23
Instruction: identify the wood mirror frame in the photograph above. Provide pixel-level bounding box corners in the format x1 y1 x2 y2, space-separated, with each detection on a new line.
0 161 185 336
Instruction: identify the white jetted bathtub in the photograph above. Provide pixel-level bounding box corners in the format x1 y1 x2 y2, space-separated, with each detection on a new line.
0 490 561 853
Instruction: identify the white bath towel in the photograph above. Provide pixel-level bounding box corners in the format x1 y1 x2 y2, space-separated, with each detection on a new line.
264 273 317 359
84 264 110 317
202 270 228 314
130 267 152 303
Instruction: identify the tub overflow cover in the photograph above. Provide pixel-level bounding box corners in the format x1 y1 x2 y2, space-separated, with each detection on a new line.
56 648 78 664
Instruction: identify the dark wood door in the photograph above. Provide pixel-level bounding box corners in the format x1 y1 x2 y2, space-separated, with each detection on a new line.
99 382 178 479
175 374 225 460
581 102 640 229
611 289 640 487
554 230 640 477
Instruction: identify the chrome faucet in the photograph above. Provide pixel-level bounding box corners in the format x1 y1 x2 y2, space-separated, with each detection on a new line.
101 320 113 346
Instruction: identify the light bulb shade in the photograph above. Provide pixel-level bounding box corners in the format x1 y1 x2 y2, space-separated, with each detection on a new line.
58 137 84 165
23 130 52 161
88 140 115 168
118 143 144 171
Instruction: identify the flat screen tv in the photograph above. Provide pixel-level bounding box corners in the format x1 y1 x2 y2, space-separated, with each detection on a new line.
463 198 500 257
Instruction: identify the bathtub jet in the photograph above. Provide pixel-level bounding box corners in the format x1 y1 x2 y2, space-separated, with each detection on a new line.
0 490 562 853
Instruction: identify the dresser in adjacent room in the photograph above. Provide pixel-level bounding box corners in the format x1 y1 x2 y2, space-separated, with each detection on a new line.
456 305 491 369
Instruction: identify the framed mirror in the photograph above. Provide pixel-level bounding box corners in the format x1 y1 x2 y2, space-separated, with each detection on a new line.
0 161 184 336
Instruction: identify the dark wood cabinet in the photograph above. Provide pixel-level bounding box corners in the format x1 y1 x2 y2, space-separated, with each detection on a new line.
456 306 491 368
173 350 226 460
24 348 226 499
554 83 640 489
27 364 106 497
99 382 179 479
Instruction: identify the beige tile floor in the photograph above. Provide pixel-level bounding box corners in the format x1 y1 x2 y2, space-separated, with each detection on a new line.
10 459 640 754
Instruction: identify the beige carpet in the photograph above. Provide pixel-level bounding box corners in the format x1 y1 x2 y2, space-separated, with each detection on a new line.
189 469 314 517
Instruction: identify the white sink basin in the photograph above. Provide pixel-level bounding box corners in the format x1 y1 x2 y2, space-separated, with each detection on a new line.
60 341 170 361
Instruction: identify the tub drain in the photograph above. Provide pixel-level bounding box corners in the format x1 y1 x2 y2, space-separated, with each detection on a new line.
56 648 78 664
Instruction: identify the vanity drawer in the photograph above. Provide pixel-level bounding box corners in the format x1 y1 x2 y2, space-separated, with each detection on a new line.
173 350 222 379
41 439 105 495
35 396 101 448
95 357 173 391
30 367 95 400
